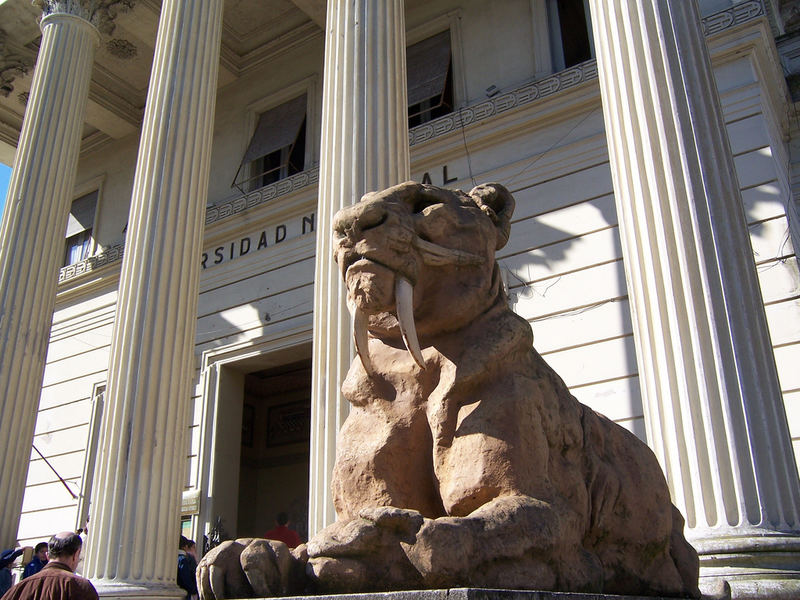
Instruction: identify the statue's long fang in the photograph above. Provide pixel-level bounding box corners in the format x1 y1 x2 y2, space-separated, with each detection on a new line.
395 276 426 370
352 306 374 376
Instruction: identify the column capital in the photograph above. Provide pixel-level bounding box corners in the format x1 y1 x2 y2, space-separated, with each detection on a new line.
0 29 35 98
32 0 135 35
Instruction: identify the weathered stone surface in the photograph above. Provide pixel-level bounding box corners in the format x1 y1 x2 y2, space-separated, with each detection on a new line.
197 182 701 599
197 538 306 599
197 539 255 600
307 182 700 598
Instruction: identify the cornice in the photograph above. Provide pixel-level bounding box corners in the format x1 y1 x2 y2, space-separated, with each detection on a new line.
233 22 322 77
80 130 113 155
0 118 19 149
33 1 136 36
89 62 145 122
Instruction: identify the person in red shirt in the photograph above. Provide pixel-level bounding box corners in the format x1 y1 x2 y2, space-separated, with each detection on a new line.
264 512 301 549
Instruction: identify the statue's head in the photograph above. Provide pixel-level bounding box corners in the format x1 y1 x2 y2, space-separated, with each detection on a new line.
333 181 515 373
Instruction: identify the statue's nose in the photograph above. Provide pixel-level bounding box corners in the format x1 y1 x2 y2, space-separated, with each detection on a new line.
333 199 387 238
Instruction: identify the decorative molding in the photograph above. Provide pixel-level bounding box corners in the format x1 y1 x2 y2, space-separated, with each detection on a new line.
105 38 137 59
0 30 34 98
409 61 598 147
33 1 136 36
701 0 764 36
80 130 113 155
236 22 322 76
58 244 124 283
205 168 319 226
90 63 146 122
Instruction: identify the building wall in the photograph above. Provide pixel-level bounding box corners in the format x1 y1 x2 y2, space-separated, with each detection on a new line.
14 4 800 545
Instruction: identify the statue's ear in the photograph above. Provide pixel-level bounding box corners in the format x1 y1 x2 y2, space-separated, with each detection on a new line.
470 183 515 250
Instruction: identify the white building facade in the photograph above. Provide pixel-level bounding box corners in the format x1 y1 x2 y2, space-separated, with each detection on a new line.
0 0 799 598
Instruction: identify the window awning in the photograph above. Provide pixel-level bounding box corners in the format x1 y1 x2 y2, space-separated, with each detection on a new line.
407 30 451 107
65 190 98 238
242 94 307 164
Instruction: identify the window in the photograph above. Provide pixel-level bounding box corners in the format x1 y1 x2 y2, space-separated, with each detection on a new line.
407 30 454 128
548 0 595 71
234 94 307 193
64 190 97 266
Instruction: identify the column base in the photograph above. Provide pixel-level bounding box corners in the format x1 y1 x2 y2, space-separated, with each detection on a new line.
91 579 185 600
694 533 800 600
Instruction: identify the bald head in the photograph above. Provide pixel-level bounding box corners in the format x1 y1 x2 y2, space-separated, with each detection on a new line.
48 532 82 572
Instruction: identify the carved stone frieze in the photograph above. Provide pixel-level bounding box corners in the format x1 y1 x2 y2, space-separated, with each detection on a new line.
409 61 597 147
205 168 320 226
105 38 137 59
32 1 136 36
58 244 124 283
701 0 764 35
0 30 34 98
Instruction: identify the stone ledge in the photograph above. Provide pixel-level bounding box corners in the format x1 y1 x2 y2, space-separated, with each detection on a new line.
278 588 686 600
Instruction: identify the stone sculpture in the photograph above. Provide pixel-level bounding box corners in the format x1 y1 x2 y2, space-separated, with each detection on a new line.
197 182 701 599
197 538 306 599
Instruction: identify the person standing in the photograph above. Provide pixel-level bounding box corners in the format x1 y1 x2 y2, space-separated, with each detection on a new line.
0 532 97 600
0 549 23 597
21 543 47 579
264 512 302 549
177 536 198 600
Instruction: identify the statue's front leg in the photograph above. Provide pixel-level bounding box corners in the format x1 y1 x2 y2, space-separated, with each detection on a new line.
306 506 426 593
403 495 601 591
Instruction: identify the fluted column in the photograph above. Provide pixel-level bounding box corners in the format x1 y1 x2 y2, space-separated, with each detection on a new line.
588 0 800 597
0 8 99 549
84 1 223 597
309 0 409 535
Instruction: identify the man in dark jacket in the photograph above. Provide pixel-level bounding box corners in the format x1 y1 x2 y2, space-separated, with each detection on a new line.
0 532 97 600
22 543 47 579
177 536 198 600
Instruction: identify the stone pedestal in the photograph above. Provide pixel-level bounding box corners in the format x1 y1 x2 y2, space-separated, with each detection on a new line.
588 0 800 598
0 10 98 549
309 0 410 535
278 590 691 600
83 1 224 598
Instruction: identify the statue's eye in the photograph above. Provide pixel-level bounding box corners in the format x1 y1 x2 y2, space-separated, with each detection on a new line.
413 199 442 214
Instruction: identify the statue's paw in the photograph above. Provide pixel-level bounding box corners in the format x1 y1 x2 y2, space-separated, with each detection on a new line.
305 510 426 592
307 507 423 558
239 539 287 597
306 518 382 558
196 540 253 600
358 506 424 542
306 556 370 593
402 516 476 587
